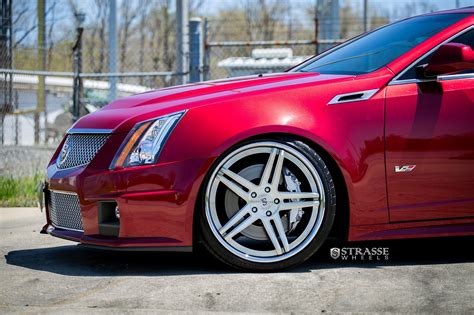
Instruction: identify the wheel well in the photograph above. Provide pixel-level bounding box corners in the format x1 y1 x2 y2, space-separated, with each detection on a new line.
192 132 350 246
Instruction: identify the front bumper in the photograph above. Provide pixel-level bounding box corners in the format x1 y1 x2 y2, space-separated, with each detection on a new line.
42 138 208 250
44 225 192 252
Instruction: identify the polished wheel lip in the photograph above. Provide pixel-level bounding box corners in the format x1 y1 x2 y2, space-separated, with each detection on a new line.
205 141 326 264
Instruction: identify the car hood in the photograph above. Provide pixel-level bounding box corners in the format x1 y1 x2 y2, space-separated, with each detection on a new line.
72 72 354 133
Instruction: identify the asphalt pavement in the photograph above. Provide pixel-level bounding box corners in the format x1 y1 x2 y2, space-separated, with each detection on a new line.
1 207 473 314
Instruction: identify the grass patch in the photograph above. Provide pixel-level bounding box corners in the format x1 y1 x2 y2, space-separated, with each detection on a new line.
0 173 43 207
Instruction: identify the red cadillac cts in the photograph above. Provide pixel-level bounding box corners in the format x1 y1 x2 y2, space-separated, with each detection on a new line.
41 8 474 271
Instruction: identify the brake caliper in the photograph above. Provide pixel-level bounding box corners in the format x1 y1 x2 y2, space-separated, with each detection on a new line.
282 167 303 233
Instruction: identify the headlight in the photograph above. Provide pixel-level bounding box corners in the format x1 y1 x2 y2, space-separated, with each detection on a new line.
110 111 185 169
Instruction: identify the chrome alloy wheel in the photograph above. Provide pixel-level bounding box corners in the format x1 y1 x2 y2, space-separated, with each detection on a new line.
205 141 326 263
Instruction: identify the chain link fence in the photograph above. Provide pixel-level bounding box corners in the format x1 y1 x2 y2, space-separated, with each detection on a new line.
1 31 184 147
202 8 320 80
201 0 474 80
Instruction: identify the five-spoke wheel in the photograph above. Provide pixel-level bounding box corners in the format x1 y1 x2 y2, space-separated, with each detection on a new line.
199 139 336 271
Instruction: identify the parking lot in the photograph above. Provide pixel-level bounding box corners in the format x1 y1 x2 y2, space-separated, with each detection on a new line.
1 207 473 314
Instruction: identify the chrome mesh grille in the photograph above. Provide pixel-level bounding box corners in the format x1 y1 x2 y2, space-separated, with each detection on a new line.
57 134 109 169
48 191 83 231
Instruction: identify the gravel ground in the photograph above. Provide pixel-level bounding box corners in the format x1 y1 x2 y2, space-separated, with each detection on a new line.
0 146 54 177
1 207 473 314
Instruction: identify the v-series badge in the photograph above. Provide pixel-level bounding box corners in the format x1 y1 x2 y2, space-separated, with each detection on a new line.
395 165 416 173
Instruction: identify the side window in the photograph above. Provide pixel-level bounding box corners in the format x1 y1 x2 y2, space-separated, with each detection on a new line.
398 28 474 80
454 28 474 49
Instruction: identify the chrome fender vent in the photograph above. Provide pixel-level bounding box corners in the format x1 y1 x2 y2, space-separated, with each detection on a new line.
328 89 379 105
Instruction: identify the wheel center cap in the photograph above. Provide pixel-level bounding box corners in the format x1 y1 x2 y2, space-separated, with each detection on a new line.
258 194 272 210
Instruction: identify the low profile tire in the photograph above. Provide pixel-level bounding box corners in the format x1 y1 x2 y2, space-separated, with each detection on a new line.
198 138 337 271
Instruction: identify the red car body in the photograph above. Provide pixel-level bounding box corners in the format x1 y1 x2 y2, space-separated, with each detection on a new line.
42 8 474 251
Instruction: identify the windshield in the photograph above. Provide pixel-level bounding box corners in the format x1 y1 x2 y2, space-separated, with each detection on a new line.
294 13 470 75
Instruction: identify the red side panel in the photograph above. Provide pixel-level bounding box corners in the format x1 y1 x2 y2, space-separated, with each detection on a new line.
385 79 474 222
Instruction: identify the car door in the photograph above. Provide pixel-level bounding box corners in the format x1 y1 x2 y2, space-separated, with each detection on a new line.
385 27 474 222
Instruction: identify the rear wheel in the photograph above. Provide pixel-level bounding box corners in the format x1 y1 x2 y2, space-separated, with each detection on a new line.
199 139 336 271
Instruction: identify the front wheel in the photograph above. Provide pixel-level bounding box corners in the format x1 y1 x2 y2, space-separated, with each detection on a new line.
198 139 337 271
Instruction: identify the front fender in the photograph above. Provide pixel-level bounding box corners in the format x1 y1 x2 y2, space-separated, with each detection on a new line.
161 84 388 238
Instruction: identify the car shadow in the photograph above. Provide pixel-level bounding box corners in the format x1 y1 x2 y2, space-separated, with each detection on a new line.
5 236 473 276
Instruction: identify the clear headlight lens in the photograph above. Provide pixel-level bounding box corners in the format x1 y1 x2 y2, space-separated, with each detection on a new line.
110 111 185 169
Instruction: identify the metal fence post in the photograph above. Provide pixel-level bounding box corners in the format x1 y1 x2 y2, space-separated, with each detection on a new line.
363 0 369 33
176 0 189 85
72 27 83 123
108 0 117 101
14 90 18 145
35 0 45 144
314 15 319 55
189 17 203 83
0 0 13 145
316 0 340 54
203 18 210 81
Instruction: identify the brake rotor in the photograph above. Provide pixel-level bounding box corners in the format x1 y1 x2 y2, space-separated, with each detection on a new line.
224 164 269 240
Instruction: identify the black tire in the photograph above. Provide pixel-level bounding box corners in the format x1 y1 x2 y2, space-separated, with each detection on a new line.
197 138 337 271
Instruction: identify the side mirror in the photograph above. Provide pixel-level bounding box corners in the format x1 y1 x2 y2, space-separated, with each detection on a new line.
417 43 474 79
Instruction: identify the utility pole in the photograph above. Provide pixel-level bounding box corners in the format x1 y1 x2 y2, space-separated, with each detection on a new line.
363 0 369 33
36 0 46 144
176 0 189 85
456 0 461 8
108 0 117 101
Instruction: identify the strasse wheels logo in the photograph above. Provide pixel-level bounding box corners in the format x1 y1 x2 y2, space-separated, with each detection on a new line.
330 247 390 261
330 247 341 259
